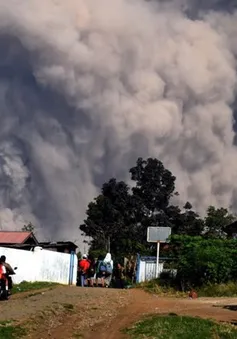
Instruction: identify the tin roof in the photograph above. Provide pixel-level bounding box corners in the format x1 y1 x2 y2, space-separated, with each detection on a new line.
39 241 78 248
0 231 33 244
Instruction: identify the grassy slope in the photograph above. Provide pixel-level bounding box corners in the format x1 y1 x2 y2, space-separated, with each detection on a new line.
126 315 237 339
0 282 59 338
137 279 186 297
12 281 59 294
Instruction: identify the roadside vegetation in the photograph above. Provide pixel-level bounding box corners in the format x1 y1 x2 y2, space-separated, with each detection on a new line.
167 236 237 293
12 281 59 294
81 157 236 261
125 315 237 339
139 279 237 298
80 157 237 295
197 282 237 298
0 321 26 339
137 234 237 297
137 279 186 297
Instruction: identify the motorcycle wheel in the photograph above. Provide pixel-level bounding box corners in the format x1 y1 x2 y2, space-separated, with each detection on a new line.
2 290 8 300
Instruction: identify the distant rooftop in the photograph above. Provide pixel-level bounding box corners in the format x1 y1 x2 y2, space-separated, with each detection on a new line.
0 231 38 244
39 241 78 249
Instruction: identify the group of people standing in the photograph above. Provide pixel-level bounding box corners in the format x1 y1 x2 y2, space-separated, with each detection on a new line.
78 253 125 288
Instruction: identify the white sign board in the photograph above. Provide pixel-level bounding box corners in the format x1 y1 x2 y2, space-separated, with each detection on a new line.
147 226 171 243
147 226 172 278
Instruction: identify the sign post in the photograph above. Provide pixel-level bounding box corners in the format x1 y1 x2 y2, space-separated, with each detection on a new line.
147 226 171 278
156 241 160 278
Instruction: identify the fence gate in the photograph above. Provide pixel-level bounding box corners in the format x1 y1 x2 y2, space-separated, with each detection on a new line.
145 260 157 281
136 255 165 283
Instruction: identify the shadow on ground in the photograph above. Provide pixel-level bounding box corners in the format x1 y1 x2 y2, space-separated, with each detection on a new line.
223 305 237 311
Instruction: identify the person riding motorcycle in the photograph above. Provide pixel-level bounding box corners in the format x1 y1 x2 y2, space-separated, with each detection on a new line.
0 255 15 291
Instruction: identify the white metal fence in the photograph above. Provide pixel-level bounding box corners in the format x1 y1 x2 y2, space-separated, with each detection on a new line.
136 256 164 283
0 246 77 285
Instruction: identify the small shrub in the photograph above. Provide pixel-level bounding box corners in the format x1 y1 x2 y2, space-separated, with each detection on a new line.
198 282 237 297
0 322 26 339
137 279 185 297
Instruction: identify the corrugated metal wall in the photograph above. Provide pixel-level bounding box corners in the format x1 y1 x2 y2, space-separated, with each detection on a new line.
137 256 164 283
0 246 77 285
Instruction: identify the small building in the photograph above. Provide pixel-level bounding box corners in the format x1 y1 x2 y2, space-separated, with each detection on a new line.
136 254 177 283
0 231 77 254
38 241 77 254
0 231 38 250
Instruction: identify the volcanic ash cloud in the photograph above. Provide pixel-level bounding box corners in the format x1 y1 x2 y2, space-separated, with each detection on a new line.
0 0 236 244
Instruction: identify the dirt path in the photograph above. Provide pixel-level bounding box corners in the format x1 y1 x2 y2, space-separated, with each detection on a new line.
1 287 237 339
84 290 237 339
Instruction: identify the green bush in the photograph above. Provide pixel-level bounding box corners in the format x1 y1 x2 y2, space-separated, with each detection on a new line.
169 236 237 290
197 282 237 297
0 322 26 339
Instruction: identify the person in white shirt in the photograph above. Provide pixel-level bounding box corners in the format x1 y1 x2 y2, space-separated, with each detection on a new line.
103 253 113 287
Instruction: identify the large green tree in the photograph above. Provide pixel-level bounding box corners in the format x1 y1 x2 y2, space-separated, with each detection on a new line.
169 202 204 236
80 157 185 257
129 158 204 239
204 206 235 239
130 157 177 219
80 178 133 256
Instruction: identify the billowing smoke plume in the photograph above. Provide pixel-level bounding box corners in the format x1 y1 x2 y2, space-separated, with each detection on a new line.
0 0 237 246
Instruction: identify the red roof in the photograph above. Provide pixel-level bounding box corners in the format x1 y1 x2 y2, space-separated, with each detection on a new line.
0 231 33 244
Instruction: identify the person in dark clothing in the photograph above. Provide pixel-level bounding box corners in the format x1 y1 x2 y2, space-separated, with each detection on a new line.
87 255 96 287
114 263 125 289
0 255 15 290
95 255 106 287
0 256 14 274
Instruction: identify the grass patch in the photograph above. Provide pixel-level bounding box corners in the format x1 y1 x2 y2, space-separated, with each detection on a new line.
138 278 237 298
137 279 186 297
126 315 237 339
12 281 59 294
197 282 237 297
0 321 26 339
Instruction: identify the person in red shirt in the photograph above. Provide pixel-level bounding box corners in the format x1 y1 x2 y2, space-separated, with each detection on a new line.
78 254 90 287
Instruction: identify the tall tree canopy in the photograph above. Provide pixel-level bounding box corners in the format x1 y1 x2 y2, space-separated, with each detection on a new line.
80 178 133 256
170 202 204 236
204 206 235 238
130 157 177 214
80 158 181 257
80 157 236 258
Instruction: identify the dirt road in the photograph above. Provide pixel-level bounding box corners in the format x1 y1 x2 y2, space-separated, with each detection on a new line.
1 286 237 339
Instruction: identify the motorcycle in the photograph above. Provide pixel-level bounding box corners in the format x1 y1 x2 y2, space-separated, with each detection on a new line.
0 265 17 300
